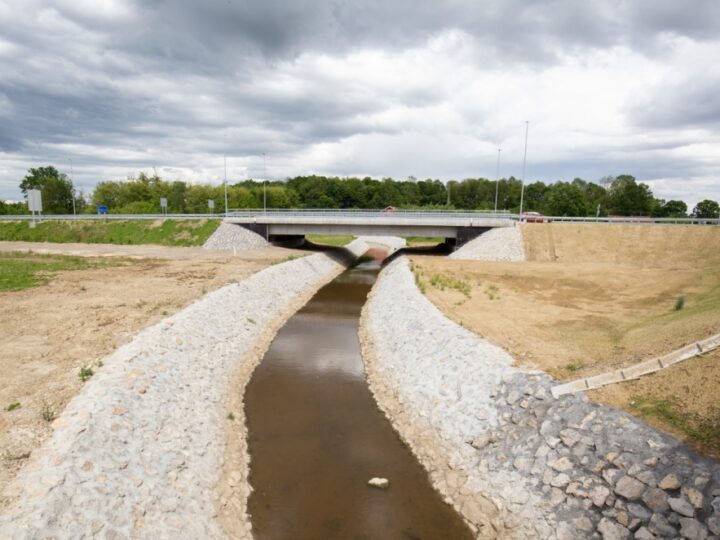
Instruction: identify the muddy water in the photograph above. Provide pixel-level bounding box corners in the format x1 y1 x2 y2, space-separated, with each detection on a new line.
245 258 472 539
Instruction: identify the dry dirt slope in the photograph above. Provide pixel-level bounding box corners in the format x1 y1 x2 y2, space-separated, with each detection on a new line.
411 223 720 457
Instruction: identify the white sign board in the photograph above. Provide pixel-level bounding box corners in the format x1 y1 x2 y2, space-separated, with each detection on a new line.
160 197 168 208
208 199 215 209
28 189 42 212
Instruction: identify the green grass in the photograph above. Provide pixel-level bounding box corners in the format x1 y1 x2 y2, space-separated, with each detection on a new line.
306 234 355 246
5 402 20 412
79 367 94 382
0 252 126 291
406 236 444 246
630 397 720 456
0 219 220 247
429 273 472 298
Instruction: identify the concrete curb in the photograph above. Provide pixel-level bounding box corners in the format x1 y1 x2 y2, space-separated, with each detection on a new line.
552 333 720 397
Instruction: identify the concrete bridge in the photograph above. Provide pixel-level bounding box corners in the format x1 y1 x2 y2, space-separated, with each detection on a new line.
225 210 515 246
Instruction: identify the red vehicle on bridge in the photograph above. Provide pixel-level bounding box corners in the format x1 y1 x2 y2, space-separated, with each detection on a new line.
521 211 551 223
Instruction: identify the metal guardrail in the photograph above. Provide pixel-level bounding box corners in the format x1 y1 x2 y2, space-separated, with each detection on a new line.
0 210 717 225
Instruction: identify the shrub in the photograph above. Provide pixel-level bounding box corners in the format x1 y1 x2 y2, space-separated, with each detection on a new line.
79 367 94 382
674 295 685 311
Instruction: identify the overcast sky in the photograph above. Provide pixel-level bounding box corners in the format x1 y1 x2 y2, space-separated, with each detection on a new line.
1 0 719 206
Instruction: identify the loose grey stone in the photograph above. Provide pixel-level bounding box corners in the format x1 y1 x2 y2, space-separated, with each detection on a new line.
551 473 571 488
615 476 646 501
627 503 652 521
668 496 695 518
681 486 704 509
635 471 657 487
592 486 612 507
649 513 677 537
679 517 708 540
643 488 670 513
634 526 657 540
658 474 681 491
552 457 574 472
597 517 631 540
604 468 623 486
707 516 720 536
470 434 490 450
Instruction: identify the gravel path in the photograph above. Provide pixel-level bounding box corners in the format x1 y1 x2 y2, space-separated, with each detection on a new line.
0 240 368 539
450 225 526 261
204 222 268 251
361 257 720 539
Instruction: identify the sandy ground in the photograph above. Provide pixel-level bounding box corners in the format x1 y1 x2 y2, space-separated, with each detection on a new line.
411 223 720 457
0 242 301 507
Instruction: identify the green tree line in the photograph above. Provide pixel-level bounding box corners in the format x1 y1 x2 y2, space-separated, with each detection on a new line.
3 166 719 219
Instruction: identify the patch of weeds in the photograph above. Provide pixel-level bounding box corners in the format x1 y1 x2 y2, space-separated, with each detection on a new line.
79 367 94 382
161 310 168 316
285 255 298 262
5 402 21 412
674 295 685 311
2 450 30 461
96 360 104 367
429 273 472 298
564 361 584 374
80 285 87 292
227 412 235 420
246 317 256 325
630 397 720 455
41 403 56 422
485 283 500 300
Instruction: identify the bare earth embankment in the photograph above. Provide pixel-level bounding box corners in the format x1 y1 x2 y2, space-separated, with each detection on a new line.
411 224 720 457
0 242 299 507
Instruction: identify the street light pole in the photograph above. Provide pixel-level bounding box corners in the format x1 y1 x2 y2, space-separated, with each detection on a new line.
224 152 228 217
263 152 267 213
494 148 501 214
519 121 529 219
68 157 76 215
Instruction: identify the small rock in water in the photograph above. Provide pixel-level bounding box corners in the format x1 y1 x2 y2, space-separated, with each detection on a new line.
368 477 389 489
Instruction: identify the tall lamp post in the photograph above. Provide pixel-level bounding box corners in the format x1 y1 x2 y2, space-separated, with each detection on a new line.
68 157 76 215
263 152 267 213
519 121 529 219
224 152 228 217
494 148 501 213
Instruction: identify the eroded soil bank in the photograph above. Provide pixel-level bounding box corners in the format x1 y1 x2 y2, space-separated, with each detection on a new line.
244 258 471 539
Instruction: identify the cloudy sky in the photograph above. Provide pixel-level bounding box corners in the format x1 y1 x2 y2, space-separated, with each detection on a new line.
1 0 719 206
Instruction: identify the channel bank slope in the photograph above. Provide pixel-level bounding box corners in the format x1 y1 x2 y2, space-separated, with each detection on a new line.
360 257 720 540
0 240 368 539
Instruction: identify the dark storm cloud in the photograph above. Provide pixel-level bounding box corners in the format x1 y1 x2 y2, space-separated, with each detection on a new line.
0 0 719 200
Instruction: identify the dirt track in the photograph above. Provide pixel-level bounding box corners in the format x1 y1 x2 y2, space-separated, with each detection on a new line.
0 242 299 506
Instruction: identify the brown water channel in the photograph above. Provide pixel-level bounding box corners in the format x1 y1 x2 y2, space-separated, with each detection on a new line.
245 256 472 539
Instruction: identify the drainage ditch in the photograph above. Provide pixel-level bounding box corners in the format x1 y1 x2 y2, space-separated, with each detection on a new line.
244 254 472 539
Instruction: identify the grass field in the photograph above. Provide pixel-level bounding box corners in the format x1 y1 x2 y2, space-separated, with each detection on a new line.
305 234 355 246
0 219 220 247
405 236 444 246
0 252 125 291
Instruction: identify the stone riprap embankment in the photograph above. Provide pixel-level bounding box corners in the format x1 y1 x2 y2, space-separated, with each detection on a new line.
204 222 268 251
449 225 526 261
0 240 369 539
360 257 720 539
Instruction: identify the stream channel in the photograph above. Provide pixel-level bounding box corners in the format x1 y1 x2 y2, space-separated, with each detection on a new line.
245 251 472 539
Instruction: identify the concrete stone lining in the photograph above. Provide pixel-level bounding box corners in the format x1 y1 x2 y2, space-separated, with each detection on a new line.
360 257 720 540
552 333 720 397
0 240 369 539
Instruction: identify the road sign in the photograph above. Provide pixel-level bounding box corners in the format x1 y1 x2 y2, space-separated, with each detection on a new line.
208 200 215 210
97 205 109 214
160 197 168 208
28 189 42 212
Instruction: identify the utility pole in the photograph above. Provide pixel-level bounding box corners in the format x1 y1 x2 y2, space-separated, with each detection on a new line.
68 157 76 215
224 152 228 217
519 121 529 219
263 152 267 213
494 148 501 213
